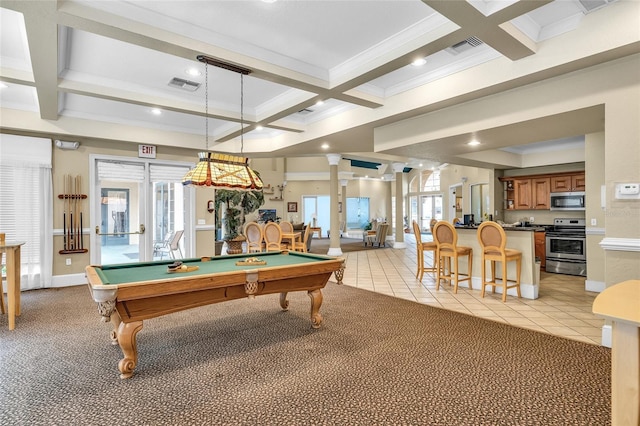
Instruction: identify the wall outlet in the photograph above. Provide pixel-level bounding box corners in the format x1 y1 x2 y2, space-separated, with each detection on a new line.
591 218 597 226
65 258 71 266
529 217 534 223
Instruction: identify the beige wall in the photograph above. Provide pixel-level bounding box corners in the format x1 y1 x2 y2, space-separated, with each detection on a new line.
52 140 196 276
585 132 605 284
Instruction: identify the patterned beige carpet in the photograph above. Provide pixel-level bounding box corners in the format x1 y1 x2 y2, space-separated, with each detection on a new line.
1 283 610 425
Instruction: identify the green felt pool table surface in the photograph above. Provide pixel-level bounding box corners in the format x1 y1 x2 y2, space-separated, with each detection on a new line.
93 251 336 285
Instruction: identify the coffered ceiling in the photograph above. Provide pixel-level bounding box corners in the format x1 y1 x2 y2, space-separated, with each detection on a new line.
0 0 638 171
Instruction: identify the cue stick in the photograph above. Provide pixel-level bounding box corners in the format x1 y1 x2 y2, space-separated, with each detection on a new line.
62 175 67 251
78 175 83 250
69 174 75 250
75 175 79 249
67 174 72 250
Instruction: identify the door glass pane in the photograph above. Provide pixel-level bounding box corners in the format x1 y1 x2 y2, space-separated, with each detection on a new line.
346 197 369 229
152 181 186 260
98 180 142 264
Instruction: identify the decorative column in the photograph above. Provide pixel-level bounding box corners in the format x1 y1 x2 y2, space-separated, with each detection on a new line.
340 179 348 237
392 162 406 249
327 154 342 256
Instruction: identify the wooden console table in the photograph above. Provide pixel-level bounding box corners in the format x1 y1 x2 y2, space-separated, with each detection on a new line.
1 241 25 330
593 279 640 425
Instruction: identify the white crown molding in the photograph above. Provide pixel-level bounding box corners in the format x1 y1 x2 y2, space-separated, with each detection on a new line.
599 237 640 252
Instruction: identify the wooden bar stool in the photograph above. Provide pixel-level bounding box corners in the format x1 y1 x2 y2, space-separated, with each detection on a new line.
477 221 522 302
413 220 437 281
433 221 472 293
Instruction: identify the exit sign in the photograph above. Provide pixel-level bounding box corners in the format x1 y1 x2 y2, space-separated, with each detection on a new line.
138 144 156 158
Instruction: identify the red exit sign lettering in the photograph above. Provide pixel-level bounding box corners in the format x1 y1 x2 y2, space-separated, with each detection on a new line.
138 144 156 158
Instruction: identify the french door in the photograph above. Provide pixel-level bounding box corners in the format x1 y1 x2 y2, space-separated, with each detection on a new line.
420 194 443 231
90 155 193 265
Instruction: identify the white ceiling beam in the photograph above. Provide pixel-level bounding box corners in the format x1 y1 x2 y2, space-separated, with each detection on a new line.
7 0 59 120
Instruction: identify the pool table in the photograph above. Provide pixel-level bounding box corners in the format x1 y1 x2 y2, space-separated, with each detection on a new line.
86 251 345 379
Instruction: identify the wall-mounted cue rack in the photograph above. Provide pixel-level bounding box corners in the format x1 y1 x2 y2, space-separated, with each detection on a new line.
59 174 88 254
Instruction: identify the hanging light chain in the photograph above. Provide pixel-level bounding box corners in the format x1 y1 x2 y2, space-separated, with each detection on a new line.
205 62 209 151
240 73 244 155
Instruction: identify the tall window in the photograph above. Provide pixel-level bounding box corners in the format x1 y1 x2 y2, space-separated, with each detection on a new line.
0 135 53 289
423 170 440 191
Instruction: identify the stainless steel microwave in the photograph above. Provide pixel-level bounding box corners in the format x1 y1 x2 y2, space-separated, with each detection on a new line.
550 192 585 211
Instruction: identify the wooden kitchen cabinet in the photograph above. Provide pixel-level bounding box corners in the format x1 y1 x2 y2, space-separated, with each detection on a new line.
513 179 532 209
532 178 550 209
534 231 546 271
551 173 585 192
500 171 583 210
513 178 550 210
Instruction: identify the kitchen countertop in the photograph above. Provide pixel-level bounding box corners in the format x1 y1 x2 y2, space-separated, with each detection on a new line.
455 225 547 232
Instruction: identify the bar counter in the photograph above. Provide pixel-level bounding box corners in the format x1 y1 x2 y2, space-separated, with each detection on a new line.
446 226 540 299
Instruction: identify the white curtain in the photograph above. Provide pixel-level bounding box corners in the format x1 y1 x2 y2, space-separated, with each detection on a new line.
0 135 53 290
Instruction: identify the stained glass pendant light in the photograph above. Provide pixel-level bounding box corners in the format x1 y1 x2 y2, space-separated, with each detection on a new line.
182 55 263 191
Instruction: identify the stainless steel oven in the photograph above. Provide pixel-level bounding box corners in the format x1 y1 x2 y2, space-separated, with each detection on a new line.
545 218 586 276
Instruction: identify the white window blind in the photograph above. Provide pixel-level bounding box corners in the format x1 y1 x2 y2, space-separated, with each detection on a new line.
150 164 191 183
0 134 53 289
97 161 145 182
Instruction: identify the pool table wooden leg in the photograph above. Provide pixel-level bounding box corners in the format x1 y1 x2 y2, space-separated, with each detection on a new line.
110 312 122 345
279 292 289 311
308 289 323 329
117 320 143 379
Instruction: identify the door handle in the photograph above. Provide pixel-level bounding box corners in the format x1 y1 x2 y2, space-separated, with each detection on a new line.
95 224 146 236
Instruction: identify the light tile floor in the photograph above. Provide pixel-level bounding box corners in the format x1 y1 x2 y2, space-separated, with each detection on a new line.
338 234 603 346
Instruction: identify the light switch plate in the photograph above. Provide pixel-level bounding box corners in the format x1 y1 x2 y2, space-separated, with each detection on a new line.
591 218 597 226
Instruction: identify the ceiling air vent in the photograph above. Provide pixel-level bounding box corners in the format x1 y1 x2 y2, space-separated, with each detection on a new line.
445 36 484 55
297 108 314 115
167 77 201 92
577 0 615 14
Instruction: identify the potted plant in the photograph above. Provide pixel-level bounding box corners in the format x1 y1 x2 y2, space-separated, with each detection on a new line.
214 189 265 254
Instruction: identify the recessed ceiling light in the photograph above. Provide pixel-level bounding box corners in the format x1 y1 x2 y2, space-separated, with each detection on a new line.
468 140 480 146
151 108 162 115
321 143 329 149
419 163 423 167
315 100 324 106
262 0 277 3
256 125 263 131
0 82 8 89
186 68 201 77
412 58 427 67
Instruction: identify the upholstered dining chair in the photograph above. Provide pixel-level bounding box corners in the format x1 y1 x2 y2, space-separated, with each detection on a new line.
477 221 522 302
365 222 389 247
244 222 263 253
292 223 311 253
263 222 283 251
433 221 472 293
279 221 293 233
413 220 437 281
278 221 294 249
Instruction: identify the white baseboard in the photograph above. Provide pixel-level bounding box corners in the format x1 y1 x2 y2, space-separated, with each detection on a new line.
51 273 86 288
601 324 612 348
585 280 605 293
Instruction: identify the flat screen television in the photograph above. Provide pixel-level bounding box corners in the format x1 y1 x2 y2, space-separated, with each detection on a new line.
258 209 277 223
